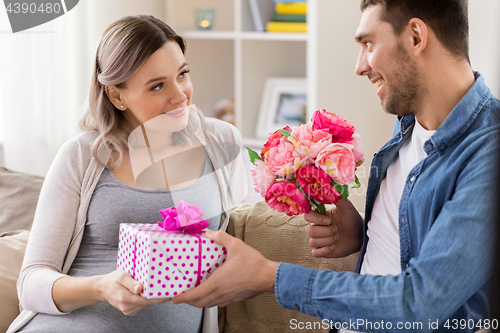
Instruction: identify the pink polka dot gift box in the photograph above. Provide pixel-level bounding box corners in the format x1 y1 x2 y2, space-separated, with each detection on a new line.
117 201 227 299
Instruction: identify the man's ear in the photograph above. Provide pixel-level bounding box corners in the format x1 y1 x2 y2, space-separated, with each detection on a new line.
407 18 428 58
105 86 126 110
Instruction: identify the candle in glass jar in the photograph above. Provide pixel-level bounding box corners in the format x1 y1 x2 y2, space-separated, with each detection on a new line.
195 9 215 30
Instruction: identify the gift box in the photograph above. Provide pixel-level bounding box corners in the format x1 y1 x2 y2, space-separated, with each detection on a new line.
117 223 227 299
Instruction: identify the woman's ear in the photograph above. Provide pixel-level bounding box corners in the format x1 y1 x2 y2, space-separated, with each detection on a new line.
407 18 428 58
105 86 127 110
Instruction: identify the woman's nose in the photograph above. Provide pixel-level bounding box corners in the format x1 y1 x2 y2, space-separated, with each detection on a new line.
169 83 188 105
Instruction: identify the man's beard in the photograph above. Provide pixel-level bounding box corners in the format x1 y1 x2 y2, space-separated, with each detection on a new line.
383 42 426 117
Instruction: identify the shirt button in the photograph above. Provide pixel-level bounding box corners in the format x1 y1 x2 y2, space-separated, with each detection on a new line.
295 304 300 311
410 176 415 182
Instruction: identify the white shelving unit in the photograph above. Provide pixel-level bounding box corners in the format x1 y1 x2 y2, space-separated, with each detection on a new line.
183 30 309 41
166 0 318 147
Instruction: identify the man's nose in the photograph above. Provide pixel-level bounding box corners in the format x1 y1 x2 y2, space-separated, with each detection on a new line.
355 50 370 76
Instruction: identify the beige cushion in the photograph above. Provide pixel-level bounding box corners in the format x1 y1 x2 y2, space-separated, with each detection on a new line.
221 201 359 333
0 230 30 333
0 167 44 233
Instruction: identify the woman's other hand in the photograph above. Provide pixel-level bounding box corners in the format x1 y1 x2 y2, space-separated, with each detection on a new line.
53 270 169 315
97 270 169 316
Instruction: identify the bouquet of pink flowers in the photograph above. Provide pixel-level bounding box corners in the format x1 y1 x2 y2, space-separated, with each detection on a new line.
248 109 364 216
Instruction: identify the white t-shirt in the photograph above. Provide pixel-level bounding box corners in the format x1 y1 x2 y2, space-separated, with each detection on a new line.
341 120 434 332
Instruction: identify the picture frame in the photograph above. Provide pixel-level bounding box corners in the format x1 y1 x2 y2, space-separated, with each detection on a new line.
255 77 307 139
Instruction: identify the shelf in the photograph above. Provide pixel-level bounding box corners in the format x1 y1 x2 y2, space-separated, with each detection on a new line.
173 0 317 142
183 30 308 41
183 30 236 40
241 32 308 41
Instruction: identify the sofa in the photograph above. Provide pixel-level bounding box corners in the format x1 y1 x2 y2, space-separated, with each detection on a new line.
0 166 359 333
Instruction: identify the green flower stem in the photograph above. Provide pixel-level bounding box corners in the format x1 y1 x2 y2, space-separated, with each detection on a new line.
314 203 328 216
296 181 329 216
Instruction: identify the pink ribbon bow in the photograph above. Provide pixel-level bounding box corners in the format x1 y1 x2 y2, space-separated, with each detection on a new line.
157 201 210 287
158 200 210 232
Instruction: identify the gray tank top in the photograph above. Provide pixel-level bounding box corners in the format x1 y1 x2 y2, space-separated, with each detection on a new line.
20 152 221 333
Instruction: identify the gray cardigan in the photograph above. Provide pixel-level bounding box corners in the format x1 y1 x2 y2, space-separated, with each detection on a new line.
8 117 248 333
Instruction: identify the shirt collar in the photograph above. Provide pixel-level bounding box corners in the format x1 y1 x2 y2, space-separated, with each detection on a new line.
398 72 492 155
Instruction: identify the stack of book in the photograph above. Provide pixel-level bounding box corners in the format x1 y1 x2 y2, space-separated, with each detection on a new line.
266 0 307 33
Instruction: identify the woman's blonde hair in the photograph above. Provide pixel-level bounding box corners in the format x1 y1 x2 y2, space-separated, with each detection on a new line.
80 15 204 168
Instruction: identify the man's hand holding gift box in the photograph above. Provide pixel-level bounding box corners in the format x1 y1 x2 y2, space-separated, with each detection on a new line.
117 201 227 299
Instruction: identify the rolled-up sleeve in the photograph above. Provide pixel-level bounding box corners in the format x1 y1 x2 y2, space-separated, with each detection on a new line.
275 262 317 314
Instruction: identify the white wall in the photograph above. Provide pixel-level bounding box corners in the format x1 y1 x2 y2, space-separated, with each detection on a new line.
316 1 394 211
469 0 500 98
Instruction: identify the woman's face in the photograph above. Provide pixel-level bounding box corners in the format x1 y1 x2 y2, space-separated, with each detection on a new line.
112 41 193 132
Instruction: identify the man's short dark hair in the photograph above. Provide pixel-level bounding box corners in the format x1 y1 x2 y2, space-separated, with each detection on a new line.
360 0 470 63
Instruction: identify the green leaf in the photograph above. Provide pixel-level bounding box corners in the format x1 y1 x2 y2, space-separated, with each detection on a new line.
246 147 264 165
277 129 292 137
332 179 349 200
352 175 361 189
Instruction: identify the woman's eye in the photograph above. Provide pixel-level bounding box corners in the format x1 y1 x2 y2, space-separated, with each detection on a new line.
151 83 163 91
365 42 372 48
179 69 190 79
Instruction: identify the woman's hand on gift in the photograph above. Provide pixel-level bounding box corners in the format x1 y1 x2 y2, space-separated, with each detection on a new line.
97 270 170 315
172 230 279 308
305 198 363 258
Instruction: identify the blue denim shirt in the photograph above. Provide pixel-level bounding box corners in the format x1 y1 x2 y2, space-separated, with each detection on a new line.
275 73 500 332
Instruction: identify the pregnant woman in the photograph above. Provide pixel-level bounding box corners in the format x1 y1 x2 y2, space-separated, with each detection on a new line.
8 15 246 333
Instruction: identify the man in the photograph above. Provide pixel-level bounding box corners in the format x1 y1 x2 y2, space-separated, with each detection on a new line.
174 1 499 331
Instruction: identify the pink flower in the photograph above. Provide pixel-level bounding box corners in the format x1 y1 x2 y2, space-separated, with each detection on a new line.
297 165 342 204
265 182 311 216
348 133 364 166
251 160 276 197
158 200 209 232
261 126 292 159
289 124 332 161
311 109 355 143
315 143 356 185
264 137 304 176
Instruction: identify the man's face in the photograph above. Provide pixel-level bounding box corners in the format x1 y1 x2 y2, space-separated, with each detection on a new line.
355 5 425 116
